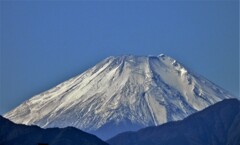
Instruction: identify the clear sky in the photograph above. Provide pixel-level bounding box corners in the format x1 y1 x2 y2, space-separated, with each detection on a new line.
0 0 239 114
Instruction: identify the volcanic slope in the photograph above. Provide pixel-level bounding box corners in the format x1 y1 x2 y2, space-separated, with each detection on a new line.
4 54 233 139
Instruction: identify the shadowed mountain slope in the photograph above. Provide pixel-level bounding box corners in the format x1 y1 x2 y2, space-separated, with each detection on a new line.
107 98 240 145
0 116 108 145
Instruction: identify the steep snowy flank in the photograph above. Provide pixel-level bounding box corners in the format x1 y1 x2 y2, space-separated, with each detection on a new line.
4 54 234 139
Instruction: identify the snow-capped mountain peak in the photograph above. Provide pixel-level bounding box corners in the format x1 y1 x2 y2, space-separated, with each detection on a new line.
4 54 233 139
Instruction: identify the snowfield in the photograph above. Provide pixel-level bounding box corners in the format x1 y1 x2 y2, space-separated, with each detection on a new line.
4 54 234 139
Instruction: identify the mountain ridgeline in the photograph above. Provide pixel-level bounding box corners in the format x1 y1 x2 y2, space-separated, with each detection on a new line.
4 54 234 139
1 99 239 145
0 116 108 145
107 98 240 145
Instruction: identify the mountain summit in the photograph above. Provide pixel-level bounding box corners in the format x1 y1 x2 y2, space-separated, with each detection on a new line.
4 54 233 139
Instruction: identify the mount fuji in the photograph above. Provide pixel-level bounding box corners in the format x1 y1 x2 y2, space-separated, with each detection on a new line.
4 54 234 139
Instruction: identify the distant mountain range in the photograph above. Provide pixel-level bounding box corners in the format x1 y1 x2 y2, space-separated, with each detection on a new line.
4 54 234 139
0 115 108 145
107 98 240 145
1 99 239 145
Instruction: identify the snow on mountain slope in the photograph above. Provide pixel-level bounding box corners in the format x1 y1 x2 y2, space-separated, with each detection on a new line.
4 54 234 139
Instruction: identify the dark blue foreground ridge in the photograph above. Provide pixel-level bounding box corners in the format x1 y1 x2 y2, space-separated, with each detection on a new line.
107 98 240 145
0 116 109 145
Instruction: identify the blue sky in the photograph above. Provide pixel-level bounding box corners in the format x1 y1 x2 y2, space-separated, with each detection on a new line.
0 1 239 114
